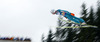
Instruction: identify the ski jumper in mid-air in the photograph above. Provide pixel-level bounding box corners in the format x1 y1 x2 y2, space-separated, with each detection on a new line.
51 9 86 25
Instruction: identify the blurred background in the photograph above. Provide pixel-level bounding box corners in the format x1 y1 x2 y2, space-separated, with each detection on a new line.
0 0 99 42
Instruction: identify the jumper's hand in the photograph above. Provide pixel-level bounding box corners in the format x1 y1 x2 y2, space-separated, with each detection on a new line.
65 17 67 19
62 11 65 16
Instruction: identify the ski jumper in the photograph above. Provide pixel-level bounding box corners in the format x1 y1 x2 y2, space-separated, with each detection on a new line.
56 9 85 24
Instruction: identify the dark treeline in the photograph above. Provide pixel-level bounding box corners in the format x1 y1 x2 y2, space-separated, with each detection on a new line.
42 0 100 42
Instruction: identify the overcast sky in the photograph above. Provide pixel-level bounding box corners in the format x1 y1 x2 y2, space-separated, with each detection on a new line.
0 0 98 42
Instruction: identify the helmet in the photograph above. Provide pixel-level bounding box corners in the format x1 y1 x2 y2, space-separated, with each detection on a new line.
50 9 56 14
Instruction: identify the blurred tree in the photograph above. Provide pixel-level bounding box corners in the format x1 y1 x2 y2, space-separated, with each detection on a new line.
87 6 94 25
93 0 100 42
80 3 88 22
95 0 100 27
41 34 45 42
47 29 53 42
54 15 67 42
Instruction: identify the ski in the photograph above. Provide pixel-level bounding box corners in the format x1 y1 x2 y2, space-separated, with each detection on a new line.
56 26 97 28
58 18 98 28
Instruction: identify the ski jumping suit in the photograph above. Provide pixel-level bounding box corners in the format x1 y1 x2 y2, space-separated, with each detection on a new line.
56 9 85 24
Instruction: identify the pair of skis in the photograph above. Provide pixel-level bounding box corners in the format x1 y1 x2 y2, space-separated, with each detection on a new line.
57 18 98 28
